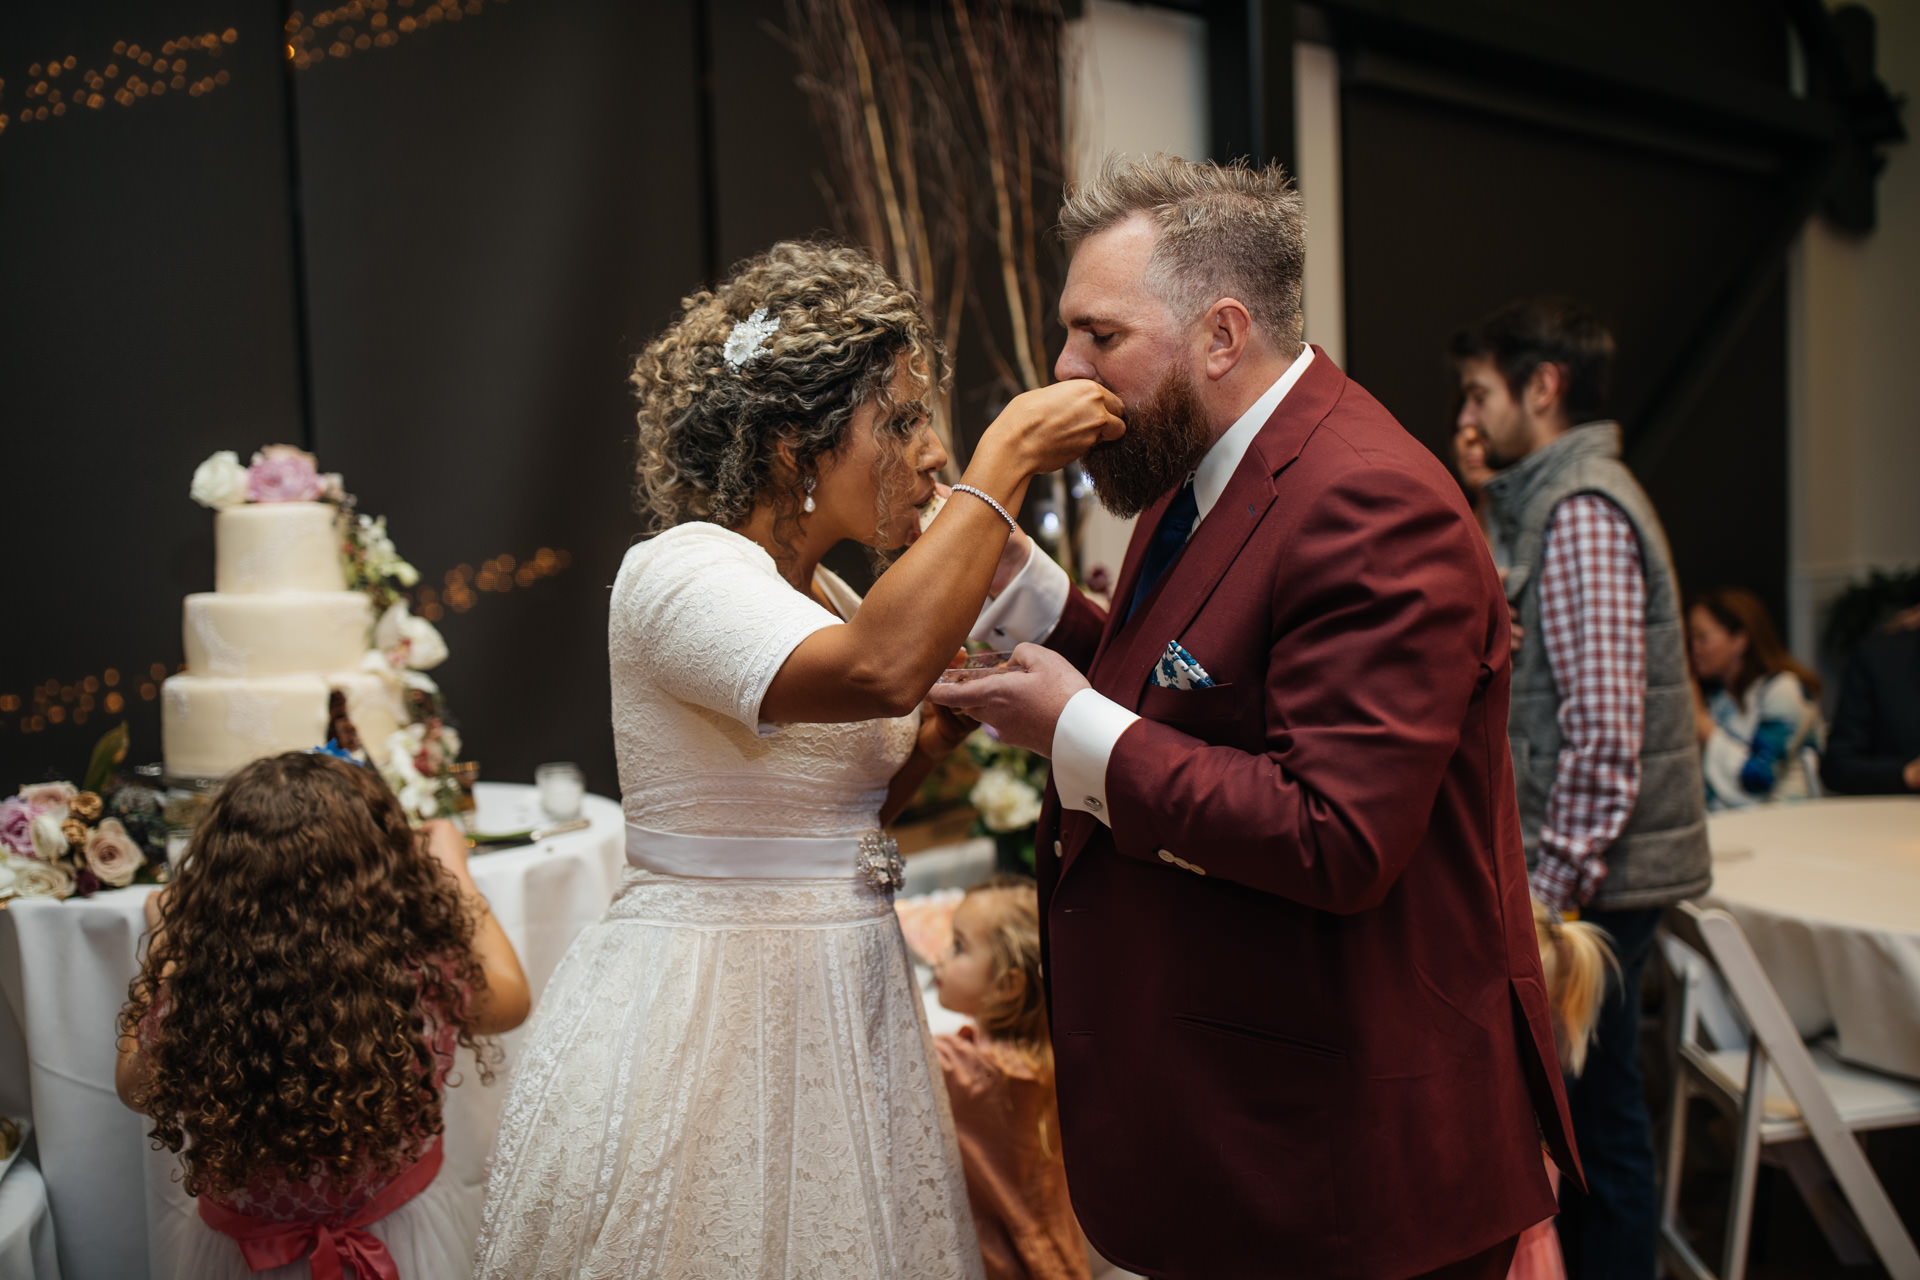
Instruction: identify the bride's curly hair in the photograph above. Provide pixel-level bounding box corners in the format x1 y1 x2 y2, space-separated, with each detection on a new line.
118 752 492 1199
630 241 946 553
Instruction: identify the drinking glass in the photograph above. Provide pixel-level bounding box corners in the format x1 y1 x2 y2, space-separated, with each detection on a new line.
535 761 586 821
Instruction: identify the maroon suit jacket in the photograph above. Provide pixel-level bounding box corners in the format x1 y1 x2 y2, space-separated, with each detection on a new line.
1035 350 1579 1279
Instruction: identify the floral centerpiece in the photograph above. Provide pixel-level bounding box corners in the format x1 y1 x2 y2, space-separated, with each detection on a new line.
189 444 470 823
0 727 168 901
966 729 1047 871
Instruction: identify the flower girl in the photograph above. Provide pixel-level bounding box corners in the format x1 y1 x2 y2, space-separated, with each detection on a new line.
933 876 1090 1280
116 751 529 1280
1510 900 1616 1280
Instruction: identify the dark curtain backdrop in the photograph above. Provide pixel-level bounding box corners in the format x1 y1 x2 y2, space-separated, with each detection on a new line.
5 0 1804 790
1 0 838 797
1335 0 1793 625
2 0 308 787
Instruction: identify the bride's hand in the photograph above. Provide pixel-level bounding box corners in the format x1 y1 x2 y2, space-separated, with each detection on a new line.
978 380 1124 479
918 649 978 758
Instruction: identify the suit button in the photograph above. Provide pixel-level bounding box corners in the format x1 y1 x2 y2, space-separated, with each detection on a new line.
1158 849 1176 863
1083 796 1103 812
1189 863 1207 876
1053 840 1064 860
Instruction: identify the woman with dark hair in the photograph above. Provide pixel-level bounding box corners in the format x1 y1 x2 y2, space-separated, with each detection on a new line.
116 751 530 1279
1688 586 1825 809
472 242 1121 1279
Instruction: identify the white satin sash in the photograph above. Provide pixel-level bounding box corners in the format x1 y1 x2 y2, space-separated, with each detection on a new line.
625 823 871 880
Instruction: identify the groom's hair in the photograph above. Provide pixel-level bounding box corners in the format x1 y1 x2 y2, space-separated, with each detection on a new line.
1058 154 1306 346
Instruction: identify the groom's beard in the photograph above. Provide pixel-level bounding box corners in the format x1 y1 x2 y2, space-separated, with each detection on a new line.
1081 367 1215 519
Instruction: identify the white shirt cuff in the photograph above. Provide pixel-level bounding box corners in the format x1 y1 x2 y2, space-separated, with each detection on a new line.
1051 688 1139 828
971 542 1069 647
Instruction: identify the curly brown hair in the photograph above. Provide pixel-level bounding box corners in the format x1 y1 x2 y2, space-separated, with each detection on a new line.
630 240 945 557
118 752 492 1199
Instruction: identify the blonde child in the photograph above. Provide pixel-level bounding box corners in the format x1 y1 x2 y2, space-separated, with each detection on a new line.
1510 899 1617 1280
933 875 1090 1280
116 751 530 1280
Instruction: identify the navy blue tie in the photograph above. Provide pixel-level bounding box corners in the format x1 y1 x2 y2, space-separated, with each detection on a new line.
1125 479 1199 623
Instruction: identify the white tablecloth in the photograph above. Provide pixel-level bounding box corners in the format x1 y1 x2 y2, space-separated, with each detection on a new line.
0 782 623 1280
0 1159 61 1280
1705 796 1920 1079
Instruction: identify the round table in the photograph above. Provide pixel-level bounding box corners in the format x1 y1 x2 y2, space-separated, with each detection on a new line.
1705 796 1920 1080
0 1158 61 1280
0 783 623 1280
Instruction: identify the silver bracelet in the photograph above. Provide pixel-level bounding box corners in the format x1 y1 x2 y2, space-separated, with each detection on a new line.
949 484 1019 534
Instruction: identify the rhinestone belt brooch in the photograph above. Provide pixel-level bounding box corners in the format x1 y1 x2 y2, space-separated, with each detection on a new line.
857 831 905 893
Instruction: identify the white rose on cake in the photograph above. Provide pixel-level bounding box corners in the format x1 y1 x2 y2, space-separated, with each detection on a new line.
970 765 1042 833
375 601 449 671
190 450 252 509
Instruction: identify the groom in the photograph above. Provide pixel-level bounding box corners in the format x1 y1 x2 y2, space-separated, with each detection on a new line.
930 156 1578 1279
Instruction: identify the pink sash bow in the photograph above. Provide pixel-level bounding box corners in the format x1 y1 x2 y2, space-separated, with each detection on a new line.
197 1141 443 1280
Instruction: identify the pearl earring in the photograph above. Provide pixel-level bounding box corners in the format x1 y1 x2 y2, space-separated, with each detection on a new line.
802 474 817 514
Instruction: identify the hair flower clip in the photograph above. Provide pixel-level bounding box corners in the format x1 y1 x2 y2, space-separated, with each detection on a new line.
722 307 779 370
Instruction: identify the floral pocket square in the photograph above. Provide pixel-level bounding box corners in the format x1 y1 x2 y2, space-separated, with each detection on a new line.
1152 640 1216 690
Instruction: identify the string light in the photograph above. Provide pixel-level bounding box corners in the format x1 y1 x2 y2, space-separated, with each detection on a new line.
0 29 236 139
284 0 507 71
3 546 569 734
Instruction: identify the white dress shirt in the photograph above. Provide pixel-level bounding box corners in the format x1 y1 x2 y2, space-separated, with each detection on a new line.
979 345 1315 826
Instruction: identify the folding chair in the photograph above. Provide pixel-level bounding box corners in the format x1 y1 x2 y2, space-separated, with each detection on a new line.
1658 900 1920 1280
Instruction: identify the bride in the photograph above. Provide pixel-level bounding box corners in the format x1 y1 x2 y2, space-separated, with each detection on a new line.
472 241 1122 1278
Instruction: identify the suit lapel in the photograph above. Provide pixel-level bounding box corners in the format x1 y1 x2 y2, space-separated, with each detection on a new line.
1059 349 1349 880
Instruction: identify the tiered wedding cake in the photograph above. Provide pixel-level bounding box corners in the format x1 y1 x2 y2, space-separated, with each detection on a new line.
162 497 401 779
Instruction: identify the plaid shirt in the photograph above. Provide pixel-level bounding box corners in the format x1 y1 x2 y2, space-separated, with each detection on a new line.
1529 494 1646 909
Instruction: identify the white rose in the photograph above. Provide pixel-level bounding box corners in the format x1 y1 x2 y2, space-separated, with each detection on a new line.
84 818 146 888
19 780 77 821
189 450 251 509
29 812 71 860
970 766 1042 833
401 778 441 820
384 726 425 778
437 726 461 761
6 854 74 899
375 602 449 672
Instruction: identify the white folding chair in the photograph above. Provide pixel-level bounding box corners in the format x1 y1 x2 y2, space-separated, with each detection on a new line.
1658 900 1920 1280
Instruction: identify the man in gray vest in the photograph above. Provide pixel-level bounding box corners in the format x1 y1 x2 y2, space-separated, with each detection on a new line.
1453 298 1710 1280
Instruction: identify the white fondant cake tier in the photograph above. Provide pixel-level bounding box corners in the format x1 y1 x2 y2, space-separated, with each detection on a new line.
183 592 372 677
161 674 333 779
331 670 404 766
215 502 347 595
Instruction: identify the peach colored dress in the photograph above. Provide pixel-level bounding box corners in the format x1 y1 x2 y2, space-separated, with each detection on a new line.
936 1027 1090 1280
1507 1162 1567 1280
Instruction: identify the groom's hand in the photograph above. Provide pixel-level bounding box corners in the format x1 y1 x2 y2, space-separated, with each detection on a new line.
924 642 1088 757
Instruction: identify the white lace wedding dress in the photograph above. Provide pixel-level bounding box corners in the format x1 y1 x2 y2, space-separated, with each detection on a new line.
473 522 984 1279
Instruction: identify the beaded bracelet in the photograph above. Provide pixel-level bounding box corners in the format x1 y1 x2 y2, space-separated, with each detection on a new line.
949 484 1020 534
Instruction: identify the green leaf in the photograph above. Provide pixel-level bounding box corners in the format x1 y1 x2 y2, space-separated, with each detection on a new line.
82 723 131 794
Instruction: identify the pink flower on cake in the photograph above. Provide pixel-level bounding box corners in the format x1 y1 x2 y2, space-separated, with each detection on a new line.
247 447 325 503
0 798 36 856
84 819 146 888
19 781 77 821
